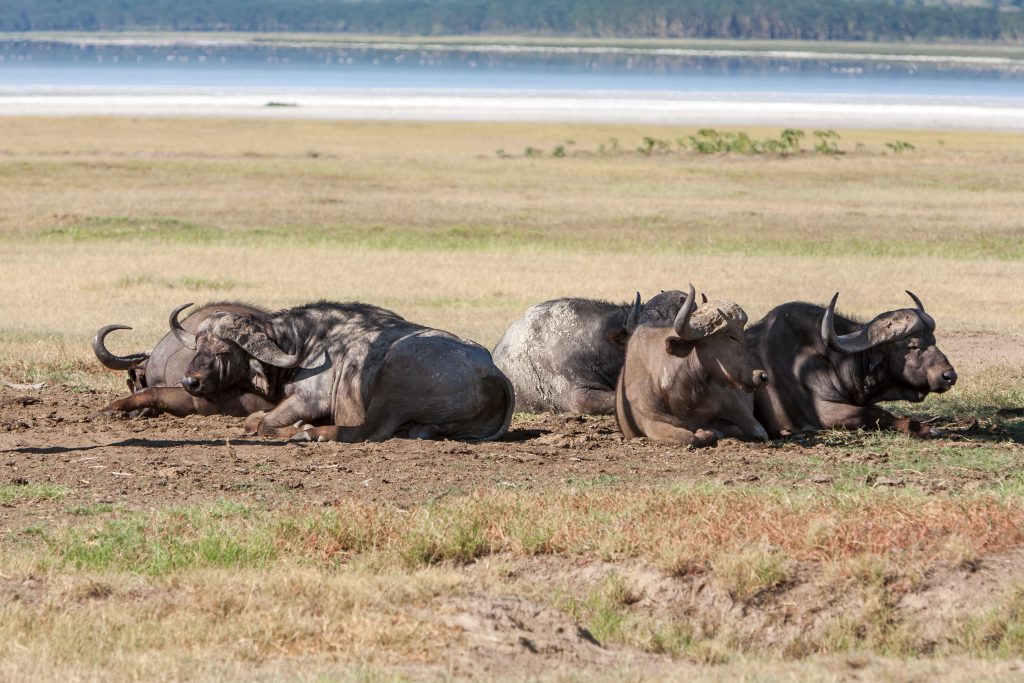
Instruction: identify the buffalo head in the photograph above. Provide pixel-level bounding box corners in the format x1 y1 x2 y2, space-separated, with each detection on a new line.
666 285 769 393
822 291 957 402
169 303 300 399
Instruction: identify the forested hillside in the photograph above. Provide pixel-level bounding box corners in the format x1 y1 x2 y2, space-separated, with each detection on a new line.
2 0 1024 43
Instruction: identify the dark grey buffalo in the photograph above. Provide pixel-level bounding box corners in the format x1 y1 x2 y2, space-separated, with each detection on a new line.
170 301 514 442
746 291 957 437
98 302 274 417
616 285 770 447
492 290 688 414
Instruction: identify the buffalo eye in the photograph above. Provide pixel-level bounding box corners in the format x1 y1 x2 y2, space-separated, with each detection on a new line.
906 339 921 350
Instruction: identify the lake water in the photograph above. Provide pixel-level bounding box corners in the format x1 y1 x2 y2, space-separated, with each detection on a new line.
2 39 1023 129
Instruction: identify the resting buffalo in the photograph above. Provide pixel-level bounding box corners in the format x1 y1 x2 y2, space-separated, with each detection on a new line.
98 302 275 417
746 291 957 437
616 285 769 447
492 290 688 415
172 301 514 442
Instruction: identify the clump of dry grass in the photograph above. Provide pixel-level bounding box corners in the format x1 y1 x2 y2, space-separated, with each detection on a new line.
711 544 796 603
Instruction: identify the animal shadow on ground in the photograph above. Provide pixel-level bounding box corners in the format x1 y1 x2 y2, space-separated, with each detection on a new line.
780 412 1024 448
3 438 292 455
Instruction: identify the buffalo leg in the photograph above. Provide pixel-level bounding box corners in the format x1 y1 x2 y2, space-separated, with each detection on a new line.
818 401 933 437
293 419 408 442
642 419 718 448
248 396 323 439
569 387 616 415
103 387 201 417
716 390 770 442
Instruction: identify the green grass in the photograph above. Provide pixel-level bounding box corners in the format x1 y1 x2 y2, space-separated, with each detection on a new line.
22 211 1024 261
10 486 1023 576
958 587 1024 657
0 483 70 505
42 215 219 243
46 503 277 576
113 274 247 291
711 545 796 603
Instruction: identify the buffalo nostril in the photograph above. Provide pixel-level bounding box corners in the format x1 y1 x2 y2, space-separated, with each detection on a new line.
943 370 958 385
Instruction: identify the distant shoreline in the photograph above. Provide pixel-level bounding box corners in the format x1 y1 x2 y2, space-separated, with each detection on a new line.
3 31 1024 69
2 87 1022 131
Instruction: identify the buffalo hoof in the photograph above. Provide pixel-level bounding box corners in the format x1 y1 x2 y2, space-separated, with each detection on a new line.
752 423 770 442
895 417 938 438
693 429 719 448
288 429 312 442
242 411 267 435
101 398 131 414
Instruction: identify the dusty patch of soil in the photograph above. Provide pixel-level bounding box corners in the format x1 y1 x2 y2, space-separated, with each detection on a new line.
941 331 1024 376
430 593 629 676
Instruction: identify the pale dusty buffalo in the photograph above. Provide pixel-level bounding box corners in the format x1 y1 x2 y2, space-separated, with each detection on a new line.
492 290 688 415
171 301 514 442
746 291 957 437
616 285 770 447
98 302 274 417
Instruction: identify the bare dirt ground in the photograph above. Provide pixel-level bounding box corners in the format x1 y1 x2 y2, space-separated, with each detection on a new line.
0 386 1018 526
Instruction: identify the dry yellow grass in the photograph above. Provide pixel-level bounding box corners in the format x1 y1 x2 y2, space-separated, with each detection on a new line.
0 117 1022 391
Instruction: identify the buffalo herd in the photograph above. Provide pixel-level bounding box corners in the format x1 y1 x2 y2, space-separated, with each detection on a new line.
94 287 957 446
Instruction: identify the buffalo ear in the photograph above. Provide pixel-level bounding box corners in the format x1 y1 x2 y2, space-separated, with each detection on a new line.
248 358 270 396
607 327 629 348
665 336 694 357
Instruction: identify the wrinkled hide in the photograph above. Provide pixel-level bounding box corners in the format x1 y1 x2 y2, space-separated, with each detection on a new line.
746 294 957 437
615 288 769 447
492 290 688 415
180 302 514 443
99 302 274 418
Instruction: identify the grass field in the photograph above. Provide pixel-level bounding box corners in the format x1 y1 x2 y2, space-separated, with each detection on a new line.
0 117 1023 680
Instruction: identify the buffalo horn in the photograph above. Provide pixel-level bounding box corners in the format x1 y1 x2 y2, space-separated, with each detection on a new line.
625 292 642 334
92 325 150 370
905 290 936 332
701 292 708 304
821 293 871 353
823 293 930 354
169 303 198 351
227 326 301 368
672 283 698 338
906 290 926 313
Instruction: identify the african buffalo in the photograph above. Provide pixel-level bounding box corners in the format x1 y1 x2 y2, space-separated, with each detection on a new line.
492 290 688 415
746 291 957 437
172 301 514 442
616 285 769 447
98 302 275 417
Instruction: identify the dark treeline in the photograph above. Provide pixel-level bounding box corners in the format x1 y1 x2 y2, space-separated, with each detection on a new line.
3 0 1024 43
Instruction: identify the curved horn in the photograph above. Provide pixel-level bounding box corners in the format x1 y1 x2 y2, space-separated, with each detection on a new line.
169 303 197 351
906 290 925 313
700 292 708 304
92 325 150 370
823 293 927 353
904 290 936 333
822 292 872 354
224 325 301 368
625 292 642 334
672 283 698 338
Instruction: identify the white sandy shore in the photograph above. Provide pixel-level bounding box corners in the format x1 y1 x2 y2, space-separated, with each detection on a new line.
2 87 1023 130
